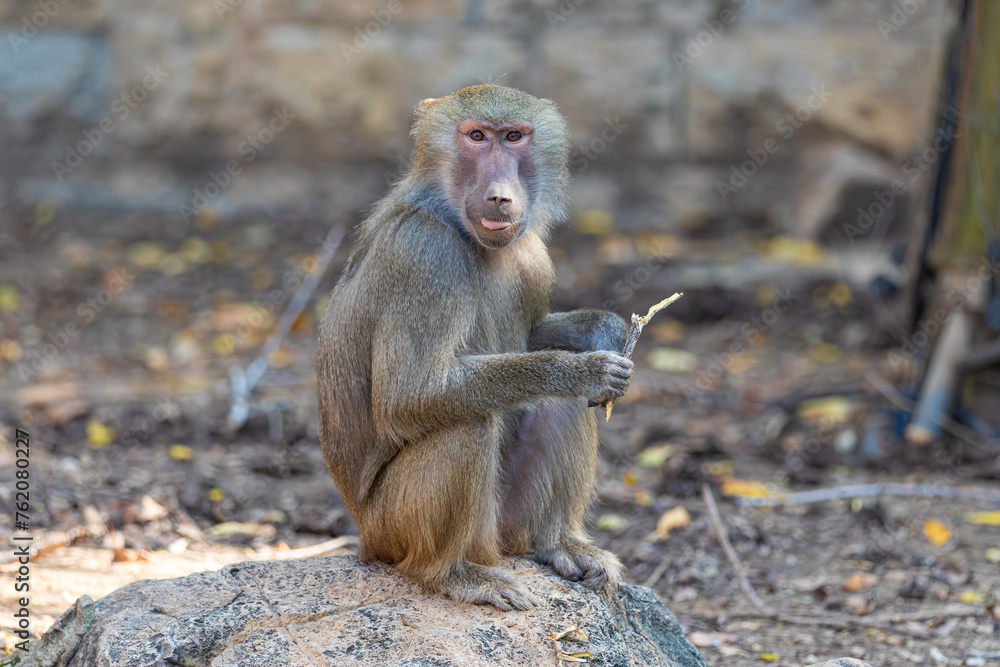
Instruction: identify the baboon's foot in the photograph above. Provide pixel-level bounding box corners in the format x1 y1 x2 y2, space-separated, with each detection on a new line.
535 538 623 589
439 561 539 612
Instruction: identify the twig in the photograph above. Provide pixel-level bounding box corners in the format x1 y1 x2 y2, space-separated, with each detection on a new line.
226 224 345 430
694 605 983 639
0 525 99 564
693 610 929 638
906 309 971 444
263 535 357 561
701 484 771 613
603 292 683 421
888 605 983 622
641 556 672 589
732 482 1000 507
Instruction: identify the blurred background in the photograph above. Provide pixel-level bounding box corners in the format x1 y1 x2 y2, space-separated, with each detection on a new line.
1 0 999 664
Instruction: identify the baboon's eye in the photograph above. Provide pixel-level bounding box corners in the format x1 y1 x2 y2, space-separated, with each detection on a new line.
505 130 523 142
469 130 486 142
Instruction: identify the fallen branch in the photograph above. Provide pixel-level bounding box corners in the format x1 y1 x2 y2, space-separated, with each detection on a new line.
865 370 999 451
701 484 771 613
905 310 971 445
641 556 672 589
0 523 103 564
732 482 1000 507
693 610 929 638
603 292 683 421
888 605 984 623
695 604 983 639
227 224 345 430
262 535 357 561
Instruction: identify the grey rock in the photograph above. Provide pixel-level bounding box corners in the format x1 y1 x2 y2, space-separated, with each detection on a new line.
25 555 708 667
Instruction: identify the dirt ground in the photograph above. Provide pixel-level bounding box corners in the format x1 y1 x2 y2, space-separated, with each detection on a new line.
1 206 999 666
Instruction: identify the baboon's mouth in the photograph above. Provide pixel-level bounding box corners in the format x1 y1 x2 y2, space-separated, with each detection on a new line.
480 219 511 231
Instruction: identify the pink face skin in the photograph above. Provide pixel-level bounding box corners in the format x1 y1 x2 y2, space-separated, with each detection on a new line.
452 119 534 249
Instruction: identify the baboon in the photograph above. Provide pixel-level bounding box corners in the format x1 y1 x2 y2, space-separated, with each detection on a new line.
317 85 632 611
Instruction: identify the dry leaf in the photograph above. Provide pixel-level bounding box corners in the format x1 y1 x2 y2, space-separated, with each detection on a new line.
637 443 676 468
797 396 854 424
687 632 735 648
211 240 231 263
35 200 56 225
595 235 634 263
923 518 952 546
965 510 1000 525
703 460 734 477
759 235 825 265
112 547 140 562
251 268 274 290
842 572 879 592
156 299 189 320
138 495 169 523
270 346 293 367
754 284 775 307
86 420 116 448
647 347 697 373
291 310 313 334
126 242 167 267
178 237 212 263
635 233 679 258
211 302 272 332
573 209 613 234
196 207 220 228
843 593 871 615
634 490 653 506
168 444 194 461
648 320 685 342
549 626 579 641
719 478 770 497
960 589 986 604
143 346 170 372
595 514 628 531
0 284 20 314
160 254 188 276
830 282 852 307
0 339 22 361
649 506 691 541
212 334 236 356
807 343 842 364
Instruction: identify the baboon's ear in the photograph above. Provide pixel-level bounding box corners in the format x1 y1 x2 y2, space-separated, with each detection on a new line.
414 98 438 118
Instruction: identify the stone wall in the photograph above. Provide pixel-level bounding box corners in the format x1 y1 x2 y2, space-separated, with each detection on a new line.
0 0 956 238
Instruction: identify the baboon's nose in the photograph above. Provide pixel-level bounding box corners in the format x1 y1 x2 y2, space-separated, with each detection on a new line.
485 182 514 206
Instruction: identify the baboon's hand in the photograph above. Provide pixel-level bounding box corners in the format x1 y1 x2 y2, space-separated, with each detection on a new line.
576 351 633 405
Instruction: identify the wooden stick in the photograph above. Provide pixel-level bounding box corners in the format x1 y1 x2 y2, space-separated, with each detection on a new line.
905 309 971 445
641 556 672 589
701 484 771 613
603 292 683 421
264 535 357 560
226 224 345 431
696 604 984 639
864 370 996 451
693 610 935 639
732 482 1000 507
